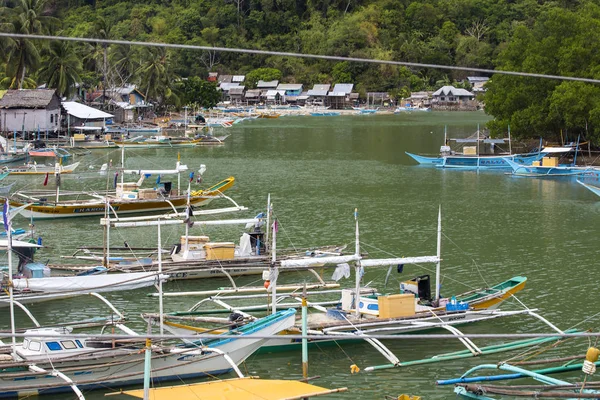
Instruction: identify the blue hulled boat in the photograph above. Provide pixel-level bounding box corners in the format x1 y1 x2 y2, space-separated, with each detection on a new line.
505 142 600 178
405 151 545 169
405 127 545 170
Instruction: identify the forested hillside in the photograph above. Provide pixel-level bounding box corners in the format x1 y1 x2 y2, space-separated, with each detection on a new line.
2 0 600 142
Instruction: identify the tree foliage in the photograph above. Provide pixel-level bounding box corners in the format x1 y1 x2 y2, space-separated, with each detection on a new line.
2 0 600 143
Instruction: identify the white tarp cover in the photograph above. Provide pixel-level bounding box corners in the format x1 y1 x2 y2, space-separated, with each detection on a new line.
62 102 114 119
541 147 574 153
12 272 168 293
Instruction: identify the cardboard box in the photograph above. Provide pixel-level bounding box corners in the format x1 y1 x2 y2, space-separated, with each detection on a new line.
378 293 416 318
532 161 541 166
463 146 477 155
204 242 235 260
542 157 559 167
73 134 85 141
138 188 157 199
182 235 210 245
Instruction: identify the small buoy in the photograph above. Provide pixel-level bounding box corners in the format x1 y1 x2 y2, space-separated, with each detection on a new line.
350 364 360 374
583 347 599 375
264 280 270 289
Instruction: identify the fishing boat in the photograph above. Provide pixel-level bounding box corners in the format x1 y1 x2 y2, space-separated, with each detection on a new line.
69 127 119 149
147 208 560 364
0 217 169 306
394 105 431 112
0 203 298 398
59 194 348 281
2 161 80 175
310 111 340 116
114 135 204 148
504 143 600 178
578 180 600 197
0 308 297 397
8 154 236 219
441 346 600 399
405 127 545 170
354 107 379 115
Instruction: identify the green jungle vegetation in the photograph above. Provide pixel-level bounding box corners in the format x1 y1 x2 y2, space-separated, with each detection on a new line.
1 0 600 143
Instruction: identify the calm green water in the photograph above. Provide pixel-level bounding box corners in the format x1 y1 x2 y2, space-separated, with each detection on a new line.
4 111 600 399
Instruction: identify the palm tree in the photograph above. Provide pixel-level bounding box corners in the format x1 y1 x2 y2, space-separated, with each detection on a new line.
135 46 179 109
37 41 82 98
0 0 58 89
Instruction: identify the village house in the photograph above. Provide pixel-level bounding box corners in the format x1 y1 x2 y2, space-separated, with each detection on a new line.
327 84 354 109
88 85 149 123
431 86 476 110
257 80 279 103
467 76 490 94
307 84 330 106
0 89 61 134
62 101 114 131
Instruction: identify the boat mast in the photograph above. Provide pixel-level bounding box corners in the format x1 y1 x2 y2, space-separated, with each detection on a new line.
177 153 181 196
354 208 361 317
120 145 125 186
270 212 277 314
5 200 17 358
265 193 271 253
574 134 581 166
508 125 512 155
183 181 191 255
157 218 164 335
435 206 442 302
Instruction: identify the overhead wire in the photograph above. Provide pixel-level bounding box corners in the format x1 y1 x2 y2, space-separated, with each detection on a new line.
1 33 600 84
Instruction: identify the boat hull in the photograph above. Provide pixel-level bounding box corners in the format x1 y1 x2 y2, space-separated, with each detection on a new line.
405 152 545 169
9 177 235 220
0 310 296 398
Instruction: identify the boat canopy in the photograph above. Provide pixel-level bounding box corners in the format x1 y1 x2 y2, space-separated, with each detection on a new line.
117 377 346 399
453 138 508 143
541 147 574 153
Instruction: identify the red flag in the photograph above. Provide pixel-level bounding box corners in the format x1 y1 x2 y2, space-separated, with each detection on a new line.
43 172 49 186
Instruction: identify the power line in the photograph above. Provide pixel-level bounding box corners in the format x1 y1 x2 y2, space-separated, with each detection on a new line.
2 32 600 84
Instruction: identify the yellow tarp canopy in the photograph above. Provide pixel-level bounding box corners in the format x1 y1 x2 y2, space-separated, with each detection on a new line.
114 377 347 400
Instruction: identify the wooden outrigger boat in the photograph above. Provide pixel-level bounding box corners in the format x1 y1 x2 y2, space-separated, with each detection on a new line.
406 126 545 170
440 344 600 399
9 175 235 220
57 194 348 281
0 204 298 399
114 135 205 148
2 161 80 175
144 208 562 366
8 153 235 219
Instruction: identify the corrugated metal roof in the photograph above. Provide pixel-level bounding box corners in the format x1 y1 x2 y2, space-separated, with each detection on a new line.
232 75 245 82
277 84 303 90
220 83 241 91
244 89 261 98
327 91 346 97
257 80 279 88
432 86 474 97
219 75 233 83
307 89 328 96
312 84 331 91
0 89 57 108
62 102 114 119
229 86 245 95
331 83 353 94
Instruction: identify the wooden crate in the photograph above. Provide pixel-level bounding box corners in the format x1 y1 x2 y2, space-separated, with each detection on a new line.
378 294 415 318
204 242 235 260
